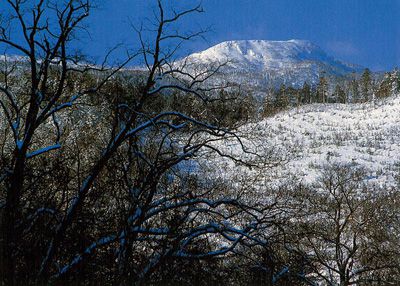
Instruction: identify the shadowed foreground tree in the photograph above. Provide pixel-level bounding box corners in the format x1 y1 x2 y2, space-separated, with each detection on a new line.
0 0 275 285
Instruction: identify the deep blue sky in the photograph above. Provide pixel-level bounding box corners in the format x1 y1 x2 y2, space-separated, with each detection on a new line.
2 0 399 71
85 0 399 71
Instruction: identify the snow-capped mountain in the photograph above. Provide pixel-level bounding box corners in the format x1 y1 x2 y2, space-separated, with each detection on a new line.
183 40 363 88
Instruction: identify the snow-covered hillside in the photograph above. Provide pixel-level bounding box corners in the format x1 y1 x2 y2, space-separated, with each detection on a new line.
209 95 400 190
183 40 362 88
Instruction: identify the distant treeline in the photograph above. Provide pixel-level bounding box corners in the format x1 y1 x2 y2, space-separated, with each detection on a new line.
263 69 400 116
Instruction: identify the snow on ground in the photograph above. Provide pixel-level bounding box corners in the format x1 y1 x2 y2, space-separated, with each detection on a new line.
207 95 400 190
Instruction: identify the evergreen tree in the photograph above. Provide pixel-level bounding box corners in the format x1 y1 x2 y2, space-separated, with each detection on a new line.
274 84 289 109
360 68 372 102
391 69 400 94
333 84 346 103
310 85 318 103
350 73 361 103
263 96 276 117
316 72 328 103
286 86 299 107
377 72 392 98
301 82 312 104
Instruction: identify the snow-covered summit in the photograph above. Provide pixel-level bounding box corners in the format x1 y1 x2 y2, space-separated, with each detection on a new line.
184 39 362 87
188 40 323 68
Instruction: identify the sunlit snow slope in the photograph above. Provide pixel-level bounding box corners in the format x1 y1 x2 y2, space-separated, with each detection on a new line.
212 95 400 189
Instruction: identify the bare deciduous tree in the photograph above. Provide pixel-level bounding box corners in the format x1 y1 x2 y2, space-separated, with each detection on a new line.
289 164 400 286
0 1 273 285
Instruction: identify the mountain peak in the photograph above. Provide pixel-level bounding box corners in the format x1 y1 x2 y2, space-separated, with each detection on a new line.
187 39 328 68
184 39 362 87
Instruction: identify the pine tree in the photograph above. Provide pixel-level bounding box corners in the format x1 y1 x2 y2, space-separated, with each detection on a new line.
350 73 361 103
286 86 298 107
360 68 372 102
263 96 276 117
391 69 400 94
274 84 289 109
333 84 346 103
316 72 328 103
301 82 311 104
377 72 392 98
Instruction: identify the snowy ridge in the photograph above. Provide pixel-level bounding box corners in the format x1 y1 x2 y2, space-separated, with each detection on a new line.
0 54 28 62
183 40 363 87
208 95 400 190
187 40 326 70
